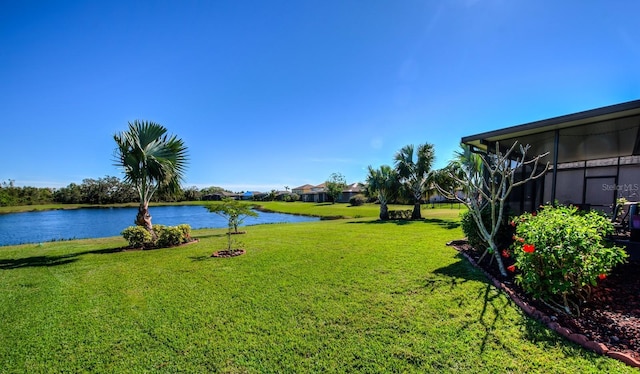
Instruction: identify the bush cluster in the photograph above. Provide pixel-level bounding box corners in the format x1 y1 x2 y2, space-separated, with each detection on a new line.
349 194 367 206
388 210 412 220
510 204 627 315
121 224 192 249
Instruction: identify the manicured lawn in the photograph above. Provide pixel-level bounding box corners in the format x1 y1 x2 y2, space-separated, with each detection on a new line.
0 209 633 372
256 201 466 219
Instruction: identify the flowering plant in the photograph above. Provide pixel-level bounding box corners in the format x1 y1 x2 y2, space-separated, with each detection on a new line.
510 204 627 315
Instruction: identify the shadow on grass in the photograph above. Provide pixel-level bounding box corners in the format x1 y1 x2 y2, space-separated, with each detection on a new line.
347 218 460 228
193 233 227 240
189 255 211 262
433 253 509 353
436 252 593 358
0 247 124 270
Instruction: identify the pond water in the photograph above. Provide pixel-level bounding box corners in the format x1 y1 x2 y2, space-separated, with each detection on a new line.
0 205 319 246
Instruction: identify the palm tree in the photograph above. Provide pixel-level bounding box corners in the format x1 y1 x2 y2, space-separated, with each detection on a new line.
365 165 398 220
394 143 435 219
113 120 188 235
448 143 483 194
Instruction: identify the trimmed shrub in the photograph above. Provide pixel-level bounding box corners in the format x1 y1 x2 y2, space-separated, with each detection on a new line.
388 210 412 220
121 226 153 249
349 194 366 206
176 224 192 241
510 204 628 315
156 225 185 248
121 224 192 249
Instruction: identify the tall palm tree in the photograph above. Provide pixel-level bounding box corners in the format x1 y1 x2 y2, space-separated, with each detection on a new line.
113 120 188 234
394 143 435 219
365 165 398 220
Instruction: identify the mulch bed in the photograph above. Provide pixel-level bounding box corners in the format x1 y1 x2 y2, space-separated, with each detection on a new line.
211 249 246 258
450 240 640 368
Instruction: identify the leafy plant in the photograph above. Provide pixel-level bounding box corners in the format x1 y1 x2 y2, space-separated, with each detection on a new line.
155 225 186 248
121 225 153 248
460 205 513 251
325 172 347 204
205 198 258 251
510 204 628 315
349 194 366 206
121 224 191 249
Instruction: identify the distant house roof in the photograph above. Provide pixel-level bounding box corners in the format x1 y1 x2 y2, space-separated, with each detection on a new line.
292 184 314 190
343 183 361 192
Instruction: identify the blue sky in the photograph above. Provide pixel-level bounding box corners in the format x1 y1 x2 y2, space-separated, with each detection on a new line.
2 1 640 192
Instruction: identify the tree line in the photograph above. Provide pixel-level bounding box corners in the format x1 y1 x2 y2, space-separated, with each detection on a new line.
0 177 231 207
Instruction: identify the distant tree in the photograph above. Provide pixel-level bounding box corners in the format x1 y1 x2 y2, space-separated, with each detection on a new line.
365 165 399 220
325 172 347 204
113 120 188 236
394 143 435 219
267 189 277 201
182 186 202 201
0 180 54 206
53 183 83 204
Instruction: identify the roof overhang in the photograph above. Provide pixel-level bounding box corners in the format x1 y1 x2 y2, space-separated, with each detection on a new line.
462 99 640 152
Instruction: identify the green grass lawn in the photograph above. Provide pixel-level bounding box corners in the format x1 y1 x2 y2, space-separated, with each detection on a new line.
255 201 466 219
0 208 633 372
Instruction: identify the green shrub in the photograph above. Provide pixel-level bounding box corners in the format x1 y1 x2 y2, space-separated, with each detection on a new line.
388 210 412 220
121 226 153 249
510 204 628 315
176 224 192 241
121 224 192 249
460 205 513 250
156 225 185 248
349 194 366 206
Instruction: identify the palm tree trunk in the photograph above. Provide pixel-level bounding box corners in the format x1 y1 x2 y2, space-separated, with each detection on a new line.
411 202 421 220
136 203 156 238
380 203 389 220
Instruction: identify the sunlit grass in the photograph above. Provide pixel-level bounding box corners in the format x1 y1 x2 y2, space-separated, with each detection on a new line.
0 209 633 372
255 201 466 220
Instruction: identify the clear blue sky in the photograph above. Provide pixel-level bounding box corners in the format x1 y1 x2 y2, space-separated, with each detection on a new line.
2 1 640 192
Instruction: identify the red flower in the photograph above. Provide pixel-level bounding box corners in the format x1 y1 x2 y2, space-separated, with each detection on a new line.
501 249 510 258
523 244 535 253
598 273 606 280
510 221 516 227
507 265 516 272
532 211 537 216
518 237 525 243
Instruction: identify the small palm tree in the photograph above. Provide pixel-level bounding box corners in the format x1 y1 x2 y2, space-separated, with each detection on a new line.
448 143 483 192
365 165 398 220
113 120 188 235
394 143 435 219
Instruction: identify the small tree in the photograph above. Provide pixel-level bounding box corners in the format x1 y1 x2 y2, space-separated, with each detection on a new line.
325 173 347 204
365 165 399 220
113 120 188 236
437 141 549 277
205 198 258 250
394 143 435 219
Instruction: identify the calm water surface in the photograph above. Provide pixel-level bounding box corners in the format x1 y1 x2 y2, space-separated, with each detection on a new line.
0 205 319 246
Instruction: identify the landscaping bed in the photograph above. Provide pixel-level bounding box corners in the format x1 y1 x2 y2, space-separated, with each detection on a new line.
453 242 640 365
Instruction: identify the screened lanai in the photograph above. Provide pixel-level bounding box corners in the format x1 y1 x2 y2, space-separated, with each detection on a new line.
461 100 640 216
